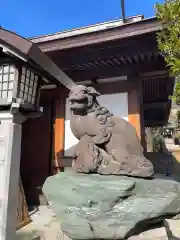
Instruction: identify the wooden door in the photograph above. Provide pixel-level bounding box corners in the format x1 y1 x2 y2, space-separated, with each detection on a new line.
20 102 53 206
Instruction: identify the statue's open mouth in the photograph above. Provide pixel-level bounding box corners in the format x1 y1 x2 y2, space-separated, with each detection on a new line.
70 97 88 110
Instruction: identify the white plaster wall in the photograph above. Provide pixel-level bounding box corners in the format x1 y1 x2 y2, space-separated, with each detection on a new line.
0 113 13 199
64 101 79 157
64 92 128 156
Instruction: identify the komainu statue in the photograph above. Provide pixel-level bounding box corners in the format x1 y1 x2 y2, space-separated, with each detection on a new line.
68 85 154 178
43 84 180 240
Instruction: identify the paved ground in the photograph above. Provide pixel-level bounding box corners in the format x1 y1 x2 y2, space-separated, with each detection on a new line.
16 205 59 240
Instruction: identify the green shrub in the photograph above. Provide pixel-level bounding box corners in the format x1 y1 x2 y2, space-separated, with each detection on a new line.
156 0 180 103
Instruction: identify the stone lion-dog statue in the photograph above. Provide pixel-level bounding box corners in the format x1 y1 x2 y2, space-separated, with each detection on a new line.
68 85 154 178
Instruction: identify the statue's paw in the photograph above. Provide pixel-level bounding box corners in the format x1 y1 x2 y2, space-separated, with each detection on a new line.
129 155 154 177
98 160 127 175
130 165 154 178
72 162 92 173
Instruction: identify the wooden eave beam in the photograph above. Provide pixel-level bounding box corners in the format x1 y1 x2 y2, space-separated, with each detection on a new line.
140 70 169 80
145 121 167 127
143 101 169 110
65 59 166 81
54 41 159 70
33 18 162 52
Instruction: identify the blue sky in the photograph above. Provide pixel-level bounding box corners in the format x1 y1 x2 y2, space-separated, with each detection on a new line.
1 0 164 37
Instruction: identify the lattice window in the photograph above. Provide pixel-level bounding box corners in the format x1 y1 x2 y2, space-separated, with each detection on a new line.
0 64 15 103
19 67 38 104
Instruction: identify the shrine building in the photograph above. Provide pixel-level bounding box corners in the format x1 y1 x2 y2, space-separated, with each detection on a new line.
20 15 174 213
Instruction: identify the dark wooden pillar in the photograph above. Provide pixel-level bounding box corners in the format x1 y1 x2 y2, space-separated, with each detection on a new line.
128 76 141 138
139 81 147 153
128 78 146 152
